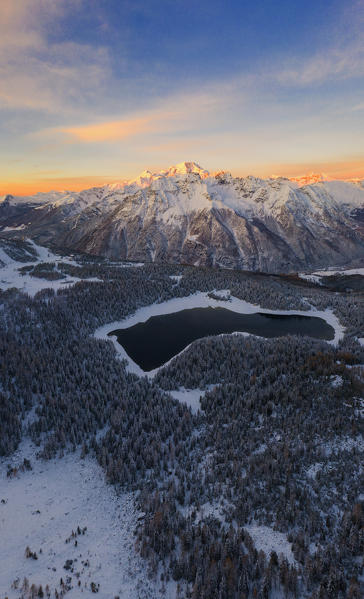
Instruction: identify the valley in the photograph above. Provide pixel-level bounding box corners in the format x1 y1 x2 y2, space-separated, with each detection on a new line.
0 236 363 598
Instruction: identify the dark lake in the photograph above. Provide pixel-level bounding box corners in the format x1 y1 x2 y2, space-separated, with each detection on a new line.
108 307 334 371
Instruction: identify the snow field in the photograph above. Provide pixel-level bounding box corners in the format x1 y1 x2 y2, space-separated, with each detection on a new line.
244 525 296 566
0 440 158 599
168 385 217 414
299 266 364 282
0 240 103 297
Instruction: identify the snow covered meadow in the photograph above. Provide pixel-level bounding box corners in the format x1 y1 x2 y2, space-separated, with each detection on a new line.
0 441 161 599
299 265 364 284
0 241 99 297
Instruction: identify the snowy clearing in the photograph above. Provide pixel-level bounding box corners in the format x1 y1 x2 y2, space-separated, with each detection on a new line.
306 463 323 479
168 385 218 413
169 275 183 284
312 266 364 277
180 500 226 525
244 525 296 565
322 435 364 456
0 441 159 599
95 291 345 377
299 266 364 281
2 225 26 232
330 375 343 388
169 388 204 414
0 238 149 296
297 273 323 284
0 240 101 297
106 261 144 268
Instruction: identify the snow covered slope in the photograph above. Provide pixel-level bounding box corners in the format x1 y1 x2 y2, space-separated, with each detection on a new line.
1 162 364 272
0 441 159 599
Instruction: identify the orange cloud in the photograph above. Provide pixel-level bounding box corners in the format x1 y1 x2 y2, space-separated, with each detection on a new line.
47 90 229 144
61 117 154 142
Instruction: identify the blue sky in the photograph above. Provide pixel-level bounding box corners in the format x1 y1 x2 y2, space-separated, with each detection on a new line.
1 0 364 193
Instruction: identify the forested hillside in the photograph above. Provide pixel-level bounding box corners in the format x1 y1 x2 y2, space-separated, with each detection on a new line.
0 258 363 598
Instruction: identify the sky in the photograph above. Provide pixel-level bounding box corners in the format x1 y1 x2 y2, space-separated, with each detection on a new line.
1 0 364 195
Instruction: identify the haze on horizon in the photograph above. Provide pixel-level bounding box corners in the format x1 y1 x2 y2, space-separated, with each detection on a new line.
1 0 364 195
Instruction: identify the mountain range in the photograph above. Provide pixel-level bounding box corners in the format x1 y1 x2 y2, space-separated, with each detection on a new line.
1 161 364 272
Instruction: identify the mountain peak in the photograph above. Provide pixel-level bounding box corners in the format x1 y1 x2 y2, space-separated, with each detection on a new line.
162 161 210 178
288 172 327 186
131 162 210 187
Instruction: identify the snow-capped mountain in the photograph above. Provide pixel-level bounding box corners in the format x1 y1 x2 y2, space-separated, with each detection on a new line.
282 172 326 186
1 162 364 272
131 161 210 187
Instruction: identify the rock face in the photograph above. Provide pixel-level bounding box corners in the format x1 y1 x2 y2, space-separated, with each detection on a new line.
1 162 364 272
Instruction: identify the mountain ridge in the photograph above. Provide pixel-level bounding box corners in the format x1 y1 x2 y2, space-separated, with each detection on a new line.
1 162 364 273
3 161 364 203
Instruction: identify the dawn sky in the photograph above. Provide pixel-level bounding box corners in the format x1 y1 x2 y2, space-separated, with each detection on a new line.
1 0 364 194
